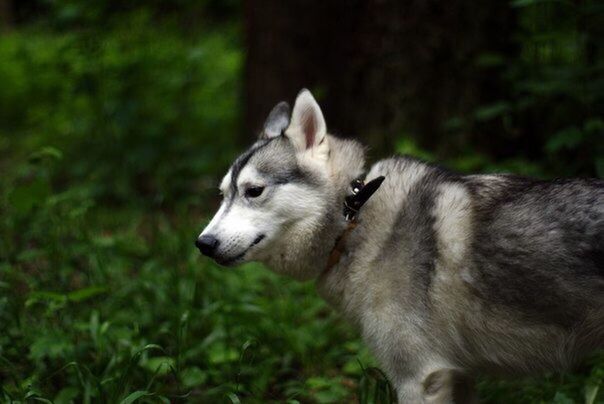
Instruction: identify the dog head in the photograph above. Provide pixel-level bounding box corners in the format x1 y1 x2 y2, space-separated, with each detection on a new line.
196 89 364 279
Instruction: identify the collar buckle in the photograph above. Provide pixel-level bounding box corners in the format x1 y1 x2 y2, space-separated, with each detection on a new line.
343 176 385 222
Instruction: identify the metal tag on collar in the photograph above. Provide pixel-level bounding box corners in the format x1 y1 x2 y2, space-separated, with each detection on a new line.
351 179 363 195
343 176 385 222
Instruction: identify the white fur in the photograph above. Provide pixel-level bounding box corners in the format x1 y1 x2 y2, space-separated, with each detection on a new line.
433 183 472 268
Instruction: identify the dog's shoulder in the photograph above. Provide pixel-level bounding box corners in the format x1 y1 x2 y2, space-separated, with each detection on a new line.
367 155 462 200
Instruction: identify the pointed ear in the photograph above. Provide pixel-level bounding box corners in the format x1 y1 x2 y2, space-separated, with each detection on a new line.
287 89 327 152
260 101 290 139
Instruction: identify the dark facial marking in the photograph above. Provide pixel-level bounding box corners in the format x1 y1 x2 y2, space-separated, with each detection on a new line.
229 138 276 197
251 136 321 188
265 165 309 186
252 234 265 245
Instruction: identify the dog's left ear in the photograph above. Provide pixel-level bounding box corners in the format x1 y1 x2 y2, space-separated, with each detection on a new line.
261 101 290 139
286 89 328 158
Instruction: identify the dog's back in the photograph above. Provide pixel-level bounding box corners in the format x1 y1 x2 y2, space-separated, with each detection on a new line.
468 175 603 320
466 174 604 367
358 157 603 377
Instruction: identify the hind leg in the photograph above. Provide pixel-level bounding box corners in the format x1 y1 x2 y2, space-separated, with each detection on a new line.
396 369 476 404
396 378 425 403
422 369 477 404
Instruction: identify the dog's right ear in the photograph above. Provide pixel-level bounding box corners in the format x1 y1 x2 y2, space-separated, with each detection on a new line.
260 101 290 139
285 89 329 162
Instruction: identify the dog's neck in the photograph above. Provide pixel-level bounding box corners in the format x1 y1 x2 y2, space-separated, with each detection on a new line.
263 135 366 280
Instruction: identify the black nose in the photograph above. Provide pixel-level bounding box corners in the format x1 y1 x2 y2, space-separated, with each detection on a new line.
196 235 219 257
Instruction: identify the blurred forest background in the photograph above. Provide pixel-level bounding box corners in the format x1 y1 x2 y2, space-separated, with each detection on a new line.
0 0 603 403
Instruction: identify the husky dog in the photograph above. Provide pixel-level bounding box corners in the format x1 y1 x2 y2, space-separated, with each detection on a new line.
196 89 604 403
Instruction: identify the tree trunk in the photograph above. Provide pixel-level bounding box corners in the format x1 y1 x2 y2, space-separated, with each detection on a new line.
0 0 13 32
243 0 517 160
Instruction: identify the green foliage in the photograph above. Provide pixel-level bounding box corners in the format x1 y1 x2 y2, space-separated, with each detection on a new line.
0 14 240 207
511 0 604 178
447 0 604 179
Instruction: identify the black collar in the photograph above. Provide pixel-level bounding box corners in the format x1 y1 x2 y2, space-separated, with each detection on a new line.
324 175 385 273
343 175 385 222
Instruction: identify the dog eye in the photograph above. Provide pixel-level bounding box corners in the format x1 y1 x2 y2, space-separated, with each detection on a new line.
245 186 265 198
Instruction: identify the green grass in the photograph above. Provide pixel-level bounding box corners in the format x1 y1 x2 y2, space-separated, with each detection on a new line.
0 197 373 403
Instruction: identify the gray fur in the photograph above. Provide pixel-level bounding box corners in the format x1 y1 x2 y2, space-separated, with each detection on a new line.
319 156 603 401
261 101 290 139
228 138 275 195
199 90 604 403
